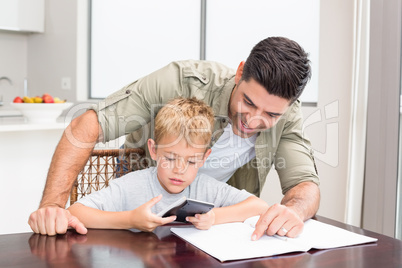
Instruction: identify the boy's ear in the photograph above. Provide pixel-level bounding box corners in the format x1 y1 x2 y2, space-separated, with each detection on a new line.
147 138 157 160
200 148 212 166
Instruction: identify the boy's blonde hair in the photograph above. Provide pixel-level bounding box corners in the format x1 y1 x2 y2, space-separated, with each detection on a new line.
154 97 214 148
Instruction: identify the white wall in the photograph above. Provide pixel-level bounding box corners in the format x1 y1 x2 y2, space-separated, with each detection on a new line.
27 0 77 102
0 0 77 105
0 32 27 103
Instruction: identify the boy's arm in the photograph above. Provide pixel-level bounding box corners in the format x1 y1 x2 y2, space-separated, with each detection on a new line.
68 195 176 232
68 203 134 229
213 196 269 225
187 196 268 229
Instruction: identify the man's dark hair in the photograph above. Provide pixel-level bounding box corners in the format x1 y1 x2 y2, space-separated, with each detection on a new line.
241 36 311 103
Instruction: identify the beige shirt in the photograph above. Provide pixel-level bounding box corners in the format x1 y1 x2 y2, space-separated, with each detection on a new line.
90 60 319 196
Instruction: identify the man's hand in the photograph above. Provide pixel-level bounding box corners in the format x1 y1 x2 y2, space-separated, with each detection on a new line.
251 181 320 241
186 210 215 230
28 206 87 236
251 204 303 240
129 195 177 232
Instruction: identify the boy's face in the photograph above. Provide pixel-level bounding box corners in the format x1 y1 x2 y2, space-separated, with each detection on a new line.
229 62 291 138
148 135 211 194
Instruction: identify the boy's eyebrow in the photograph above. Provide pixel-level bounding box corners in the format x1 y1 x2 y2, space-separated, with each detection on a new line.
164 151 205 159
243 93 284 117
164 151 179 157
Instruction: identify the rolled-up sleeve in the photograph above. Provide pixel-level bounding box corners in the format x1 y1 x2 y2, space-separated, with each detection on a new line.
89 62 184 142
274 102 320 194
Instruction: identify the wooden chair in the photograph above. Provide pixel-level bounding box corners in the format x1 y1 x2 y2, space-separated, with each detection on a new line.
70 148 147 206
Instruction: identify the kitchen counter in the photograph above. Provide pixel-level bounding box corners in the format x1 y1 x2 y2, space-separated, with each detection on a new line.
0 103 79 132
0 116 69 132
0 104 22 116
0 105 74 234
0 122 67 234
0 102 126 234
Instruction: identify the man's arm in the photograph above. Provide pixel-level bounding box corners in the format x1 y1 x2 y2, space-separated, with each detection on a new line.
249 100 321 240
281 181 320 221
251 181 320 240
39 110 101 208
28 110 102 235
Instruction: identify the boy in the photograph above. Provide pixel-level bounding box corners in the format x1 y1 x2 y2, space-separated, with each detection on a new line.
68 97 269 232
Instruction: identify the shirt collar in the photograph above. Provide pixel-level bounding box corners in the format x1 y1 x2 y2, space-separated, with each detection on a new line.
215 77 236 119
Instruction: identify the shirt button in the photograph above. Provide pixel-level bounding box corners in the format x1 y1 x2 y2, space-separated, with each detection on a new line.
125 90 131 94
202 77 206 80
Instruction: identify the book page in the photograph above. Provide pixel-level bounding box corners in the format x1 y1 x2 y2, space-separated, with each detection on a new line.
295 219 378 249
171 222 310 262
171 216 377 262
245 216 378 249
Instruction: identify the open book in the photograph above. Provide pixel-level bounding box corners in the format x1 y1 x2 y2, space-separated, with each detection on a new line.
171 216 377 262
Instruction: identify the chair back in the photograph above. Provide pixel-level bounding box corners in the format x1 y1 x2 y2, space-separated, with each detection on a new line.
70 148 147 205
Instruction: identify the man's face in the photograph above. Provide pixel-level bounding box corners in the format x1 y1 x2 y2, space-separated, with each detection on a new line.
229 78 290 138
148 135 211 194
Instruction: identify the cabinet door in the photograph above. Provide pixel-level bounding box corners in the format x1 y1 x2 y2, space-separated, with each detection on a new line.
0 0 44 33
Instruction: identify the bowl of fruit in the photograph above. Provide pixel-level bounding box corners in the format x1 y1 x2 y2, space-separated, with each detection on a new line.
11 94 73 123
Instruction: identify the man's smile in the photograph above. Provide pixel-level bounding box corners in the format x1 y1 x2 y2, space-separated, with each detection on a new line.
240 119 255 134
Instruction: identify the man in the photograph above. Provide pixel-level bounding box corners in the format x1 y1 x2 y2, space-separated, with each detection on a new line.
28 36 320 239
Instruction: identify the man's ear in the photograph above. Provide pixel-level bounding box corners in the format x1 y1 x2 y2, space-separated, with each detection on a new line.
235 61 245 84
147 138 157 161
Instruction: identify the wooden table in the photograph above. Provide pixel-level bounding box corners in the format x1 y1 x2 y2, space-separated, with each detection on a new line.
1 216 401 268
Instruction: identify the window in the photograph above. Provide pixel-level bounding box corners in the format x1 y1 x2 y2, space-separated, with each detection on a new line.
90 0 200 98
90 0 320 103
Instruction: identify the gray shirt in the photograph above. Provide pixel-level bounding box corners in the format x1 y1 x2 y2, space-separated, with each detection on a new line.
77 167 252 214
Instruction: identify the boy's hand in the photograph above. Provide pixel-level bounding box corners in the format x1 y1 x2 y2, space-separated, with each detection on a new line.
186 210 215 230
130 194 176 232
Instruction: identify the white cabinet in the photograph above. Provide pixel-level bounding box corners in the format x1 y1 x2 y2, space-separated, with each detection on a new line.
0 0 44 33
0 125 65 234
